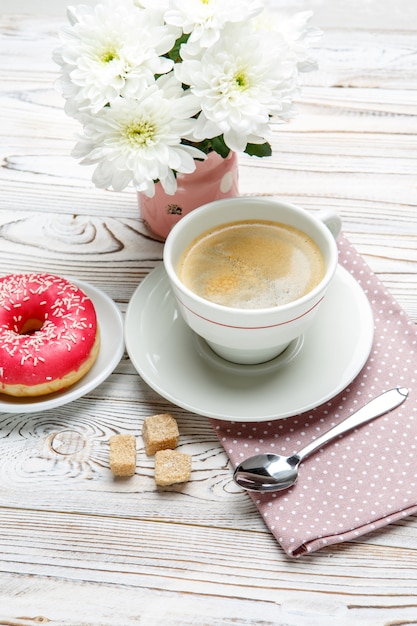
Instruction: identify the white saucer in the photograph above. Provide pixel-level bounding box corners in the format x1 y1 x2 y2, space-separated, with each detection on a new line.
0 280 125 414
125 264 374 422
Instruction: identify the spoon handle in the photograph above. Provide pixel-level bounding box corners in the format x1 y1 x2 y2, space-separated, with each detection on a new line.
296 387 409 462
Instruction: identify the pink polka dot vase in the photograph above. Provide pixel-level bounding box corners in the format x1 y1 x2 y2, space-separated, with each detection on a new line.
138 150 239 240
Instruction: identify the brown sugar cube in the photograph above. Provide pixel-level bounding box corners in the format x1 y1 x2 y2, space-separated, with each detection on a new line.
142 413 179 456
154 449 192 486
109 434 136 477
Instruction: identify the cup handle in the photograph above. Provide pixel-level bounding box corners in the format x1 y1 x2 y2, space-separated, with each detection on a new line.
317 210 342 239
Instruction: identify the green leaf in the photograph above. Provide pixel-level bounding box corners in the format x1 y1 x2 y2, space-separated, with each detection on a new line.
168 33 189 63
211 135 231 159
244 142 272 158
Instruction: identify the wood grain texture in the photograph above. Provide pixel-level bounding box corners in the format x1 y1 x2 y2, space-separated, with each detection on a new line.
0 1 417 624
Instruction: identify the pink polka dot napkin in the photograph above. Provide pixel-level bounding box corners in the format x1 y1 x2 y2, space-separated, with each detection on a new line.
211 235 417 557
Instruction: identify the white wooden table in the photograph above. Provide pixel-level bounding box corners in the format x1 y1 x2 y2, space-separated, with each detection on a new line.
0 1 416 623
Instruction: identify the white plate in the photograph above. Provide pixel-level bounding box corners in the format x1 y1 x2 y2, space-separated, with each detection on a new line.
125 264 374 422
0 280 124 413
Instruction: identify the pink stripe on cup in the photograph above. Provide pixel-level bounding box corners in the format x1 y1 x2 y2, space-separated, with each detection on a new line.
176 296 325 330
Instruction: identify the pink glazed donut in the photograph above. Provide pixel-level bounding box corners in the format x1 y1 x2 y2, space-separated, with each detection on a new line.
0 273 100 397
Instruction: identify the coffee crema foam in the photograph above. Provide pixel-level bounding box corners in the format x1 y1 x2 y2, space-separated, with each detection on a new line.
177 220 325 309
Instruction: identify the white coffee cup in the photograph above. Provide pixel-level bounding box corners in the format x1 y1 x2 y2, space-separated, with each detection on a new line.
163 197 341 365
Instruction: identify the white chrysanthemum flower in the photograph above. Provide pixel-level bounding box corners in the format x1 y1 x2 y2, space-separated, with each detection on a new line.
53 0 179 116
254 10 321 72
134 0 169 8
72 74 206 197
175 23 298 152
165 0 264 54
132 0 170 23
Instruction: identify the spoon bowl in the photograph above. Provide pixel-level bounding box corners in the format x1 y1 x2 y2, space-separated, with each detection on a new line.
235 453 301 492
233 387 409 493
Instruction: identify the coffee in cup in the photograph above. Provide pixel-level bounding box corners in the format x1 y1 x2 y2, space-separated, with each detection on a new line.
177 219 325 309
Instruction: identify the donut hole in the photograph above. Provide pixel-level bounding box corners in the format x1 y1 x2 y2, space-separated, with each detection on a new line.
20 318 44 335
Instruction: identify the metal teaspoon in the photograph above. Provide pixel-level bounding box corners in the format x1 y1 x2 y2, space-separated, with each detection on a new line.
233 386 409 493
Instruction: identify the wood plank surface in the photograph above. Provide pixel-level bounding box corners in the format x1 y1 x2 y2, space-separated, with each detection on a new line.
0 0 417 624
